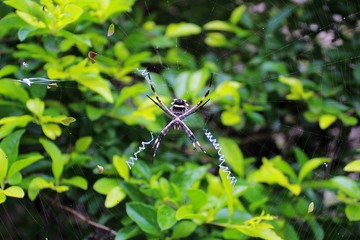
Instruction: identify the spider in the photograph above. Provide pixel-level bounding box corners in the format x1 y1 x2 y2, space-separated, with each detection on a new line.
146 73 213 157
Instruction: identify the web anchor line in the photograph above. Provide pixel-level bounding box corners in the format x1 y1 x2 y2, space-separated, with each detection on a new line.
126 132 154 169
203 128 237 186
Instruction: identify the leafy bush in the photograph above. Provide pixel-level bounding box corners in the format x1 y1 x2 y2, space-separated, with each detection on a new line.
0 0 359 239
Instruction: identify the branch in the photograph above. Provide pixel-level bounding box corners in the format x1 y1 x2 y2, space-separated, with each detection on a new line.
42 195 117 236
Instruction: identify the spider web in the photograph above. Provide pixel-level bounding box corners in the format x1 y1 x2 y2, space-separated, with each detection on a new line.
1 0 360 239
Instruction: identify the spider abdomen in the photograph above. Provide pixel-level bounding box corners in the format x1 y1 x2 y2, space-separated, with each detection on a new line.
170 99 188 116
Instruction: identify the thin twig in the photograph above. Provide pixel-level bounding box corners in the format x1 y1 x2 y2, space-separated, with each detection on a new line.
42 195 117 236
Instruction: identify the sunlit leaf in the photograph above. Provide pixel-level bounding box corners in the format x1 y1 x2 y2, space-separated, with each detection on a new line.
344 159 360 172
298 157 331 183
0 148 8 184
230 5 246 24
166 22 201 37
0 116 31 139
319 114 337 129
26 98 44 117
74 136 92 153
113 155 129 181
221 109 241 126
62 176 88 190
219 169 234 216
345 204 360 221
41 123 61 140
7 153 43 178
204 20 234 32
3 186 24 198
93 178 119 195
105 186 126 208
28 177 51 200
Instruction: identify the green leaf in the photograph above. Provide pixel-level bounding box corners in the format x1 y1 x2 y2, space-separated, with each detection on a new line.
331 176 360 199
0 129 25 165
60 117 76 126
166 22 201 38
105 186 126 208
219 169 234 216
41 123 61 140
248 158 301 195
218 137 244 178
319 114 337 129
126 202 162 237
28 177 51 200
7 153 43 178
113 155 129 181
157 204 177 230
26 98 44 117
86 105 106 120
39 138 63 185
76 76 114 103
0 78 29 103
62 176 88 190
93 178 119 195
116 225 141 240
230 223 282 240
75 136 93 153
176 205 207 222
171 221 197 238
0 66 18 78
298 158 331 183
203 20 234 32
3 186 25 198
0 192 6 204
205 32 228 47
0 116 31 139
344 159 360 172
221 109 241 126
0 148 8 186
345 204 360 221
230 5 246 24
186 189 208 212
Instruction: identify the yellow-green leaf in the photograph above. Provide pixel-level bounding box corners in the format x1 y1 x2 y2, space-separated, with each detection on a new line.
219 169 234 216
0 148 8 185
75 136 93 153
204 20 234 32
113 155 129 180
166 22 201 37
298 157 331 183
41 123 61 140
3 186 25 198
319 114 337 129
105 186 126 208
26 98 44 117
0 192 6 204
221 109 241 126
28 177 51 200
230 5 246 24
62 176 88 190
345 204 360 221
60 117 76 126
344 159 360 172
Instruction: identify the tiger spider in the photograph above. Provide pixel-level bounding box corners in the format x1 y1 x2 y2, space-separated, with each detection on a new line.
146 73 213 157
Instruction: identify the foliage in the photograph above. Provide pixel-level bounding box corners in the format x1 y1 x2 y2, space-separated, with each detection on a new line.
0 0 359 239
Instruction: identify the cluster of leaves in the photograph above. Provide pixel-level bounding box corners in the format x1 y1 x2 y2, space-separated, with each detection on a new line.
0 0 359 239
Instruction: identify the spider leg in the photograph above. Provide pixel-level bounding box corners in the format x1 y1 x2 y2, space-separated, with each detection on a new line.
153 120 175 157
147 95 172 118
179 73 213 119
177 120 206 154
147 73 177 118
